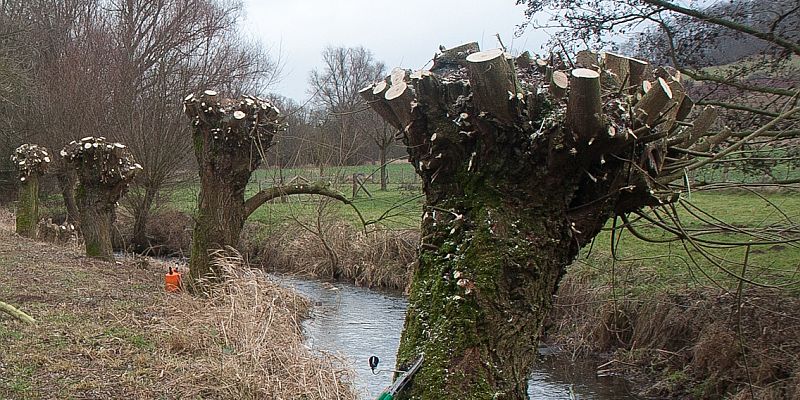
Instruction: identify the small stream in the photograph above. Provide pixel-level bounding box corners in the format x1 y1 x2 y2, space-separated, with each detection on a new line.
277 276 636 399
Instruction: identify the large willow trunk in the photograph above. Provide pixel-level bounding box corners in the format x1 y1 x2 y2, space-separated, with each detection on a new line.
184 92 282 287
364 45 705 398
77 184 116 260
401 189 577 398
188 136 251 284
63 137 140 261
15 174 40 238
184 92 358 290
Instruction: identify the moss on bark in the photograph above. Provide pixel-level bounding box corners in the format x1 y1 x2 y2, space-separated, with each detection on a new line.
396 184 577 399
77 184 116 261
15 174 40 238
188 172 247 285
364 44 690 398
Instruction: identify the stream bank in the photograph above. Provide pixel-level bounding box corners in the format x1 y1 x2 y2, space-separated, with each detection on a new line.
95 209 800 398
277 275 636 400
0 210 355 400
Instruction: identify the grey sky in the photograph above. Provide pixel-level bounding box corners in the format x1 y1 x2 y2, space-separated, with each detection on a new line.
242 0 550 102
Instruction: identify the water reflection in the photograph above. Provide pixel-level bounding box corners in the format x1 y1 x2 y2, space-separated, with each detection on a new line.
276 276 636 400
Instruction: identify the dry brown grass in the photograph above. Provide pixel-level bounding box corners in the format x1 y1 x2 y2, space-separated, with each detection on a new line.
154 252 356 399
546 262 800 399
0 211 357 400
245 221 418 291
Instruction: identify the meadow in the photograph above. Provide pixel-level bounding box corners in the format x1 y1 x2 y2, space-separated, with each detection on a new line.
166 161 800 295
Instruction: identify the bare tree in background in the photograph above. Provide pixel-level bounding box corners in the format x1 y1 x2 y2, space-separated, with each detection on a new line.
0 0 105 216
1 0 281 250
357 106 397 190
0 21 31 200
309 46 387 172
106 0 279 251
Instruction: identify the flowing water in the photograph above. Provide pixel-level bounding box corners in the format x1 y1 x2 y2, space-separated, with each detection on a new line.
278 276 637 399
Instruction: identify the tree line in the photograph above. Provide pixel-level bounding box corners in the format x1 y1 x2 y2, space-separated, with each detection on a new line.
0 0 405 252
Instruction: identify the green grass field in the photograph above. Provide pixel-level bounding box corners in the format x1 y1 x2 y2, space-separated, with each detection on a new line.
167 162 799 293
170 162 425 233
580 191 800 295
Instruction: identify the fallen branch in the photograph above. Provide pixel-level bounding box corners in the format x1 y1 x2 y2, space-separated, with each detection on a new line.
0 301 36 324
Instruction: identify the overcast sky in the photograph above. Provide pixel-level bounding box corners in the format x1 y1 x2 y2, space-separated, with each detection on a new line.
242 0 551 102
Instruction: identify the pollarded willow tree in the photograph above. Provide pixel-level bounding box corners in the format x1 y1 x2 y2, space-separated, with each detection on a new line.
184 91 359 289
362 43 798 399
11 144 50 238
62 137 141 260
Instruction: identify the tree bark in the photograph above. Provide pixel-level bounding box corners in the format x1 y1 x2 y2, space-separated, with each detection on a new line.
185 92 357 290
77 183 117 260
549 70 569 100
566 68 603 141
56 169 80 226
398 191 576 399
0 301 36 324
366 43 698 399
635 77 673 127
15 174 39 239
190 167 248 284
131 185 158 252
62 137 139 261
465 49 519 124
243 182 354 218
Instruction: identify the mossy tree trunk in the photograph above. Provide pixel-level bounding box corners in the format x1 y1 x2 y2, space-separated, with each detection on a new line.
185 92 357 291
365 45 701 398
63 137 140 261
188 138 250 284
77 183 118 260
15 174 40 238
12 144 50 238
399 185 578 399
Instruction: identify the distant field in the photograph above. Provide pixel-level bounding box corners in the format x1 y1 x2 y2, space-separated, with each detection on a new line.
171 162 424 232
168 162 799 293
582 191 800 295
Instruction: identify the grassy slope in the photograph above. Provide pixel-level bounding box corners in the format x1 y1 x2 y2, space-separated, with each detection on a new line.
0 210 355 400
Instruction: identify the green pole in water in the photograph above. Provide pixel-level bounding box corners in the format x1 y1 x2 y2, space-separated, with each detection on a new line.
375 355 424 400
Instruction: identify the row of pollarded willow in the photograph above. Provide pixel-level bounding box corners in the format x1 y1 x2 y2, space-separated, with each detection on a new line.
60 137 142 260
361 43 725 399
11 139 141 261
9 91 356 288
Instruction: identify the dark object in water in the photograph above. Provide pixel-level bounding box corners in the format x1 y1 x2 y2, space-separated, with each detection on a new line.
369 355 380 373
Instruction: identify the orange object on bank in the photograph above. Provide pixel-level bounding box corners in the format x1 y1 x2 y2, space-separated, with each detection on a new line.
165 267 182 292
